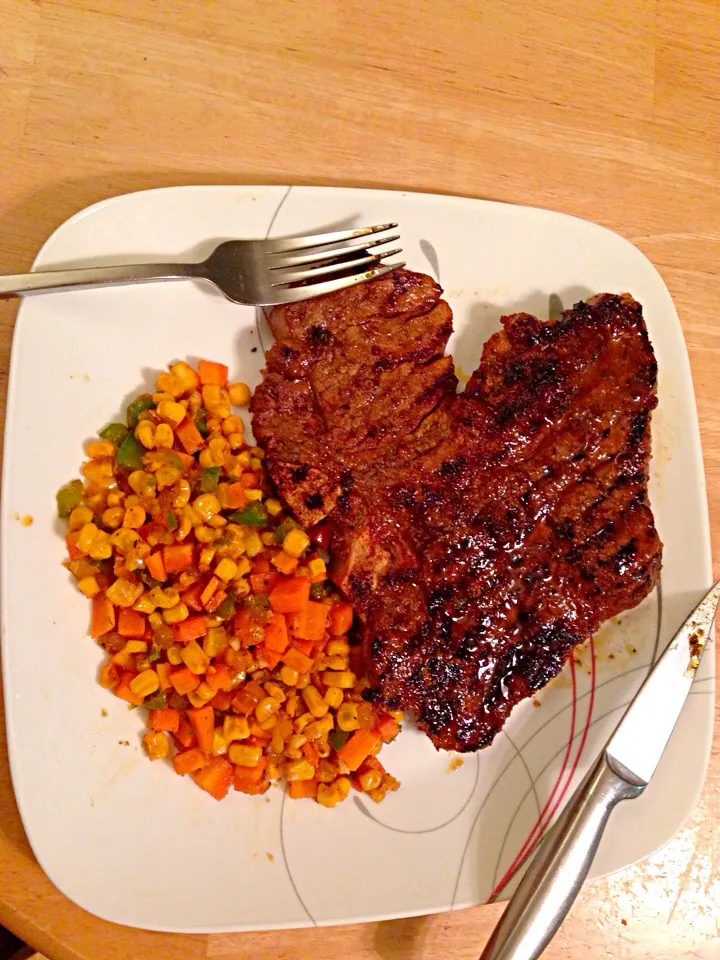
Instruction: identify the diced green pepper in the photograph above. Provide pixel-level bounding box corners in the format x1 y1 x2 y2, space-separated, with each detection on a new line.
200 466 221 493
144 689 167 710
126 393 156 429
215 596 236 621
140 569 161 589
56 479 84 518
310 583 326 600
98 422 129 445
329 729 350 752
228 502 268 526
158 450 185 472
116 433 145 470
194 407 209 437
166 511 178 531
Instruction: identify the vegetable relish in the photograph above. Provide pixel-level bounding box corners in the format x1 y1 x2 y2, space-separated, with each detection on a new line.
58 359 401 805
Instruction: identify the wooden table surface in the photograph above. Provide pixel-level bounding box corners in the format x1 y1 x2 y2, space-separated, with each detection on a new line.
1 2 719 958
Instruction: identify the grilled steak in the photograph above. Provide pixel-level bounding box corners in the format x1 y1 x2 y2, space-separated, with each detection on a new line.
252 270 662 751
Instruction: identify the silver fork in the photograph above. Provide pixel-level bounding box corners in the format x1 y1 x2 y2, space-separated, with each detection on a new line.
0 224 405 306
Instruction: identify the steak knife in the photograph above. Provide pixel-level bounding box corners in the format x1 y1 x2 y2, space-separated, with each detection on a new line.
479 578 720 960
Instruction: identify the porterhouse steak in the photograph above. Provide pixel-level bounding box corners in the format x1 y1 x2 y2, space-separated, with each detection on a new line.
251 270 662 751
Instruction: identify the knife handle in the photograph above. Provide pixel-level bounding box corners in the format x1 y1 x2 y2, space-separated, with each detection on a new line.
479 754 644 960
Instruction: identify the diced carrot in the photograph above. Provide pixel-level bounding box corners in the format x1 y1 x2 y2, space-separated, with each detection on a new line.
271 551 298 575
234 777 270 795
145 551 166 582
138 519 172 546
156 661 173 691
282 646 314 674
114 670 144 706
233 608 264 648
117 608 146 639
269 576 310 614
200 576 220 608
263 649 282 668
181 579 207 612
375 715 401 742
290 600 329 642
211 690 233 711
175 451 194 469
204 588 228 614
264 613 289 653
173 747 208 776
193 757 234 800
187 705 215 754
291 638 314 657
234 755 267 784
329 601 353 636
66 532 83 561
199 359 228 386
172 615 208 644
250 572 280 595
302 742 320 766
205 663 232 691
90 592 115 638
176 417 206 454
169 666 201 695
174 716 196 749
239 471 260 488
163 543 194 574
148 708 180 732
288 779 318 800
248 722 273 740
337 728 382 772
223 482 248 509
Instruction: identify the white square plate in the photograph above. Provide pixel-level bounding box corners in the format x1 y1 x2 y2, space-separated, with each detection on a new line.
1 186 713 932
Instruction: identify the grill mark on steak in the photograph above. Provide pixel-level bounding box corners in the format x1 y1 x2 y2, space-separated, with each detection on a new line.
251 271 662 752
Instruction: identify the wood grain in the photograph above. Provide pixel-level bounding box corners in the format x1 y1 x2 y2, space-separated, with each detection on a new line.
1 2 718 958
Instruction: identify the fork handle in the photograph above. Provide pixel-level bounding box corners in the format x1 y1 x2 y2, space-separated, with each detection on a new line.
0 262 201 297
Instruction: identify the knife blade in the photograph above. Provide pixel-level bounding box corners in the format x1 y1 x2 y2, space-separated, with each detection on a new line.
479 578 720 960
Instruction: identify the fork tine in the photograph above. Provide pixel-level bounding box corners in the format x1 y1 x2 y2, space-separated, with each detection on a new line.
265 223 398 254
268 234 401 269
269 261 406 304
271 250 403 286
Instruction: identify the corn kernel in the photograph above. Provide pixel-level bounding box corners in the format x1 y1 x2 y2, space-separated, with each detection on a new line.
264 682 286 703
193 682 216 702
280 665 299 687
203 625 229 658
77 575 100 598
156 464 181 490
324 655 349 670
170 361 200 393
198 449 216 468
82 458 114 482
194 494 221 522
77 522 99 554
167 644 183 666
286 759 315 782
148 586 180 609
337 702 360 731
156 400 186 426
87 440 116 458
142 730 170 760
172 479 191 509
250 457 263 472
322 671 356 689
156 371 185 398
304 715 334 741
135 421 155 449
308 556 327 579
283 528 311 558
225 432 243 451
223 716 250 742
154 423 174 449
122 504 146 529
324 686 344 709
110 528 139 554
255 697 280 723
100 506 124 529
163 601 189 624
359 768 383 792
125 640 148 654
106 578 143 608
301 686 328 719
244 530 263 557
198 547 216 571
208 436 230 466
221 415 244 436
316 777 351 807
212 557 236 582
106 492 124 507
68 505 93 531
194 525 215 544
177 513 193 542
229 382 251 406
207 515 227 530
263 498 282 518
261 532 276 546
181 639 210 675
229 743 262 767
294 712 315 733
129 669 159 697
